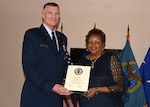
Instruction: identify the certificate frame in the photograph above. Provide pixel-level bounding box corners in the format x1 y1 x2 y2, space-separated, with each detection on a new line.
64 65 91 92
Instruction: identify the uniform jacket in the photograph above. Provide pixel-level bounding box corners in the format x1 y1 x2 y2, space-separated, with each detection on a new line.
21 24 68 107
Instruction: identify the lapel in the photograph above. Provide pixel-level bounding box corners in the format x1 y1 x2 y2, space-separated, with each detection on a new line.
39 25 59 53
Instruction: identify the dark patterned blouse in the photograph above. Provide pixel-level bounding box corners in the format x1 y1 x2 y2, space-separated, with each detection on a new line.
75 51 125 107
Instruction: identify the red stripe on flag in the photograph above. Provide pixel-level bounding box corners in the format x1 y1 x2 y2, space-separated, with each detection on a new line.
63 97 70 107
71 98 78 107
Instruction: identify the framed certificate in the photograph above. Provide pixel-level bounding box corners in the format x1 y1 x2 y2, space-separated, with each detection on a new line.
64 65 91 92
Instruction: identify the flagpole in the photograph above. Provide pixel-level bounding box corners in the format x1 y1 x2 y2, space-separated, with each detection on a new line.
61 22 63 33
126 25 130 42
94 23 96 29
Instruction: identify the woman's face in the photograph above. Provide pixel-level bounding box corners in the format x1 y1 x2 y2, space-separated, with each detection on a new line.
86 35 104 56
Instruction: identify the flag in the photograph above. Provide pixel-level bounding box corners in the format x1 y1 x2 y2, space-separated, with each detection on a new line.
63 96 79 107
61 23 79 107
140 47 150 106
119 28 147 107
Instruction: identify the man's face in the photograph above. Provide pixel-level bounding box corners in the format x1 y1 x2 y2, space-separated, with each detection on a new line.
42 5 60 30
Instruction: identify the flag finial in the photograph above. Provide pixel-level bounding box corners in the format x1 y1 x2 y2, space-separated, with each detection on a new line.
126 25 130 41
61 22 63 33
94 23 96 29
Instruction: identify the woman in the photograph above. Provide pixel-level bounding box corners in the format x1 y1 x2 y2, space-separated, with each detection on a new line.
75 28 125 107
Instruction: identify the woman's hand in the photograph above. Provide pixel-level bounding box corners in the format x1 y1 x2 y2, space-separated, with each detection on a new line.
85 87 97 99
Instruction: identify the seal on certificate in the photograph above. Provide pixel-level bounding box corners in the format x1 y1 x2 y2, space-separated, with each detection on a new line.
74 68 83 75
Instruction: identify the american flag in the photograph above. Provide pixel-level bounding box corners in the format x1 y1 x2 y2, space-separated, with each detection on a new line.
61 23 79 107
63 96 79 107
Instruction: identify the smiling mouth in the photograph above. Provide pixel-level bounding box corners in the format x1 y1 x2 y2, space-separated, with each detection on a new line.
90 47 97 50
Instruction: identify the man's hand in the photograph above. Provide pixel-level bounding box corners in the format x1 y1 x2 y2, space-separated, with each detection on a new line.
52 84 73 95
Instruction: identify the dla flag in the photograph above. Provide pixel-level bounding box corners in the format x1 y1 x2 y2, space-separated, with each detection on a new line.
119 39 147 107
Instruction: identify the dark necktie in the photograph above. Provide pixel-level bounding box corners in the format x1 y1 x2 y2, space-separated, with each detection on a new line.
51 32 57 51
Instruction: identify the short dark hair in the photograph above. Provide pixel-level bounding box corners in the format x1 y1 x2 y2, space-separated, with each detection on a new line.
43 2 59 9
86 28 106 44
